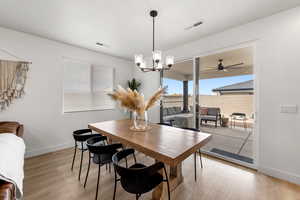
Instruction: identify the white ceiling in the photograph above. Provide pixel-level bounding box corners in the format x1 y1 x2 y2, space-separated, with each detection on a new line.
0 0 299 60
164 47 253 80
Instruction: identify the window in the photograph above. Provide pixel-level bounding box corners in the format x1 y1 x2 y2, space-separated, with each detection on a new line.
63 58 115 113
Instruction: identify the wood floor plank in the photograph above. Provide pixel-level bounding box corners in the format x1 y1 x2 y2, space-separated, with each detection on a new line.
23 148 300 200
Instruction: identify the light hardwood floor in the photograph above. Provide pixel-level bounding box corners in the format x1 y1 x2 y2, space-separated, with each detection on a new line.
24 148 300 200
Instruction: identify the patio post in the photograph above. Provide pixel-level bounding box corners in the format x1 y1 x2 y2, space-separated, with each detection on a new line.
193 57 200 129
182 80 189 113
159 70 164 123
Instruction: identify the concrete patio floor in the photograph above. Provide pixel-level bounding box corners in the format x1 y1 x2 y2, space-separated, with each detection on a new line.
200 123 253 162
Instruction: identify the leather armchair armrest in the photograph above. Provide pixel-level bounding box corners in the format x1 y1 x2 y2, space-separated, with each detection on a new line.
17 124 24 138
0 181 14 200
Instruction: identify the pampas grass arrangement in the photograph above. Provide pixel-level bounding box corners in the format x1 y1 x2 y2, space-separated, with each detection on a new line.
108 85 165 116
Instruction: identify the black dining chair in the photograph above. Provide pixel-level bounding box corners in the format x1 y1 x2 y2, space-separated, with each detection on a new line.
84 136 123 200
181 127 203 182
112 148 171 200
72 129 97 181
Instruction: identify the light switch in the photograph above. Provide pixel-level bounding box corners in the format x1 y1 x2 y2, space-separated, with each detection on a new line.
280 105 298 113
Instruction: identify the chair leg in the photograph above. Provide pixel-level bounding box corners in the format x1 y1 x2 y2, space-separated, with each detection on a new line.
133 153 137 164
71 143 77 171
125 157 128 168
84 153 91 188
136 194 139 200
95 164 101 200
78 143 84 181
113 168 117 200
199 149 203 169
194 152 197 181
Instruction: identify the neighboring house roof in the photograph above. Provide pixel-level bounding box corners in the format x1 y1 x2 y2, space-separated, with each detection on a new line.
212 80 253 92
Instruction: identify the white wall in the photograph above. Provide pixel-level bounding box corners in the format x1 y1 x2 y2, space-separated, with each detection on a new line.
133 68 161 123
159 7 300 185
0 27 133 157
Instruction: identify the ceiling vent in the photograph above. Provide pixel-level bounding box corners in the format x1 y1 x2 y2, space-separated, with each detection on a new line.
184 21 203 30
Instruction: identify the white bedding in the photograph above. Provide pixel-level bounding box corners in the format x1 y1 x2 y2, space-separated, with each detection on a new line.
0 133 25 199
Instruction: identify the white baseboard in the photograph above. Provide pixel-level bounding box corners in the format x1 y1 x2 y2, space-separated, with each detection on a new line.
259 166 300 185
25 142 74 158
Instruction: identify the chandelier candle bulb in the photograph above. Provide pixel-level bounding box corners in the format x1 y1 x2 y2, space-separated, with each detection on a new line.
157 63 163 69
166 56 174 67
134 54 143 66
153 50 162 63
140 61 146 69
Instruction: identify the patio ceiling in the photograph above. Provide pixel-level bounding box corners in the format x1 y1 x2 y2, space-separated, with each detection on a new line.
164 47 253 80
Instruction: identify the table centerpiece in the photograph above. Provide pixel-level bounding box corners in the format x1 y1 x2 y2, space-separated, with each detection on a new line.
108 86 165 131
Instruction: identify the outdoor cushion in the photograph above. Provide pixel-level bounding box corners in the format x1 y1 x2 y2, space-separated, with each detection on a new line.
163 113 193 124
172 116 189 128
168 107 176 115
174 107 182 114
200 115 217 121
207 108 219 116
200 108 208 115
163 115 175 121
163 108 168 116
165 108 171 115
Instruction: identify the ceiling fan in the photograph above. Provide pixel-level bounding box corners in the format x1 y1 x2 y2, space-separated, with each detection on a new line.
203 59 244 72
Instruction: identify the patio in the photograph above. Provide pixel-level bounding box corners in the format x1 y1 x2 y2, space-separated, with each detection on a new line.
199 122 253 163
162 104 254 164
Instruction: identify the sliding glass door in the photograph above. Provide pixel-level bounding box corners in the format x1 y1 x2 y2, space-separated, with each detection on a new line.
160 46 256 168
161 59 195 129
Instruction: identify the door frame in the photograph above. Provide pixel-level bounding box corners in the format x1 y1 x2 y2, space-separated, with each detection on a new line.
193 41 259 169
160 41 259 169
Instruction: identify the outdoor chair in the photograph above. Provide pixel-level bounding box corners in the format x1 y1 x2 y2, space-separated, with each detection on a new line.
230 112 248 130
200 107 222 128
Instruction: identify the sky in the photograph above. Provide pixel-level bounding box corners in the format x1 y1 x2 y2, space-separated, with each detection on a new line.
163 74 253 95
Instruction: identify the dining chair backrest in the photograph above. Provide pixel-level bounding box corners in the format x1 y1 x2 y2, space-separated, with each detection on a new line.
112 149 137 177
73 129 93 142
112 149 164 178
86 136 122 155
112 149 170 199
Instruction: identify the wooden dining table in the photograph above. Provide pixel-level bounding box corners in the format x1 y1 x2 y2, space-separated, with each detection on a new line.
88 119 212 200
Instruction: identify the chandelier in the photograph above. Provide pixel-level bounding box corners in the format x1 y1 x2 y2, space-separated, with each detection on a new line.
134 10 174 72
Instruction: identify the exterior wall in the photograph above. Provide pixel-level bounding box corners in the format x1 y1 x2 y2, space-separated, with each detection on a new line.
200 95 253 117
163 95 253 118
